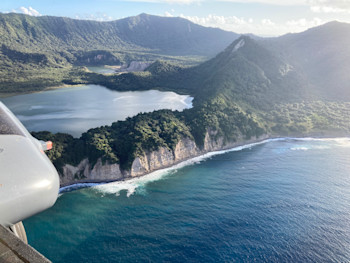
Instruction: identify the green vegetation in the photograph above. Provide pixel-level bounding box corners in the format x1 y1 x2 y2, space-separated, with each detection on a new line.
2 18 349 176
31 132 85 173
266 102 350 136
0 12 237 94
31 35 350 173
33 103 264 171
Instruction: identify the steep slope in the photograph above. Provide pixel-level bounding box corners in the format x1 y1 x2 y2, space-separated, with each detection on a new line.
0 13 238 56
192 36 312 107
114 13 239 56
0 12 239 93
111 36 312 109
32 34 350 185
0 14 130 52
260 21 350 101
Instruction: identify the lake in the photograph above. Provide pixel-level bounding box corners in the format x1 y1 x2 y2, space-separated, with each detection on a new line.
1 85 193 137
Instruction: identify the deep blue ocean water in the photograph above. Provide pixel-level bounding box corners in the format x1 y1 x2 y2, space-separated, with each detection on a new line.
24 138 350 262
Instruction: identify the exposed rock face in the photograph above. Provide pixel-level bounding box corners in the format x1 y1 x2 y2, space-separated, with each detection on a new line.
60 132 269 187
203 132 224 152
61 158 123 186
117 61 152 72
174 137 197 161
131 147 174 177
75 51 120 66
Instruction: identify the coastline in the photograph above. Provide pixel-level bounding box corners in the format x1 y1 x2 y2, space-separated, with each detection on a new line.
59 135 350 193
59 134 350 192
59 135 272 190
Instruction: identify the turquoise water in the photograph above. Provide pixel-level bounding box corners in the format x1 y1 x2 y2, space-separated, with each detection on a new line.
1 85 192 137
24 138 350 262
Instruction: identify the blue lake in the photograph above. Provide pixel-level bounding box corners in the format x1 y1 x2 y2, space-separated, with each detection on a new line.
1 85 192 137
24 138 350 262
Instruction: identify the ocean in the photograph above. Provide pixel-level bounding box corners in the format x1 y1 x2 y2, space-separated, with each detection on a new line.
23 138 350 262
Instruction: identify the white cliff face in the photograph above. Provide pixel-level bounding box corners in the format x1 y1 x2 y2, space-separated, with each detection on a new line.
130 138 198 177
60 132 269 186
90 159 123 181
174 137 197 161
61 158 123 186
203 132 224 152
61 158 90 186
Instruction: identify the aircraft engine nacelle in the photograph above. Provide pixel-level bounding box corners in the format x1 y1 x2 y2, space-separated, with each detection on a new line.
0 101 59 228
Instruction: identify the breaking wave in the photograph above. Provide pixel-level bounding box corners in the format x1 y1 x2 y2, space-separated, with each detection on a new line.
92 139 276 197
60 137 350 197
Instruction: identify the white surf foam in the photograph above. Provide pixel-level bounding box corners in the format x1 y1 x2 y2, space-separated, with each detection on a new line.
93 139 273 197
288 137 350 150
289 137 350 142
59 183 102 193
62 137 350 197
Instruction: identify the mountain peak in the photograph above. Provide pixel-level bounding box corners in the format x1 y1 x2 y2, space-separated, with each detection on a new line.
138 13 149 17
231 37 246 53
224 35 257 55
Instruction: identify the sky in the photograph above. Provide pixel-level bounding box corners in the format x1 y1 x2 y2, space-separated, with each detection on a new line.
1 0 350 36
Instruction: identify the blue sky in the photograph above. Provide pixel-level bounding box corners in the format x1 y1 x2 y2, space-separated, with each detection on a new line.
1 0 350 36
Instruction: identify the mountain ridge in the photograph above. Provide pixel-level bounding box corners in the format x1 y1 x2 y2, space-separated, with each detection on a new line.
0 12 240 93
24 21 350 185
0 12 239 56
259 20 350 100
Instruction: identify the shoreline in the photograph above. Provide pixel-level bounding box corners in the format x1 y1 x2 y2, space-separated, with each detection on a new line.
58 135 350 193
59 135 270 188
0 84 85 98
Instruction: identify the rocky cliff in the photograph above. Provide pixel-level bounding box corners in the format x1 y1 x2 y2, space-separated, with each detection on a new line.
60 132 269 187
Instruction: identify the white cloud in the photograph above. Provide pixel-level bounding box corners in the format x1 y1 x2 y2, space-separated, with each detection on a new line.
164 11 174 17
261 18 275 26
75 13 114 22
178 14 327 36
128 0 350 13
164 9 177 17
13 6 41 16
286 17 323 28
219 0 307 5
309 0 350 13
127 0 307 4
165 0 200 3
126 0 201 3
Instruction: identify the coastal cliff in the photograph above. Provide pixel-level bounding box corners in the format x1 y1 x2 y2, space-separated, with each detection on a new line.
60 132 269 187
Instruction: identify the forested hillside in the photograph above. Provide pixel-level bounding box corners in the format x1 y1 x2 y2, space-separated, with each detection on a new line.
0 13 237 55
33 32 350 173
260 21 350 101
0 13 238 94
2 14 350 174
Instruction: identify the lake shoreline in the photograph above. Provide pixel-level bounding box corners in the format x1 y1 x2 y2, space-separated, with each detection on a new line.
0 84 84 98
3 85 193 137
